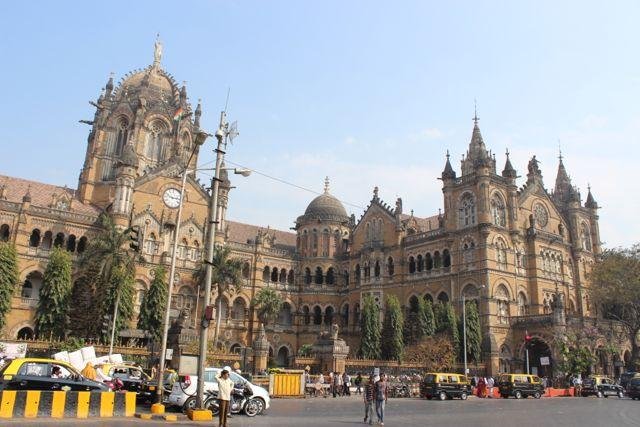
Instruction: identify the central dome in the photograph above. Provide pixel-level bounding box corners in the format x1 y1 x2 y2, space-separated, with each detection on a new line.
302 177 348 221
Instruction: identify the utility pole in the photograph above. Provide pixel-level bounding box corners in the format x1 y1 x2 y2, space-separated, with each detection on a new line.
462 294 467 376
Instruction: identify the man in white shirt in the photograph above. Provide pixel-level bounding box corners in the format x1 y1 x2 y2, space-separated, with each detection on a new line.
217 370 234 427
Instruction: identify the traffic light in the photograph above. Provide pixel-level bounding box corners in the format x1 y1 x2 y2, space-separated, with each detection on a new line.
101 314 112 337
129 225 142 252
524 332 533 349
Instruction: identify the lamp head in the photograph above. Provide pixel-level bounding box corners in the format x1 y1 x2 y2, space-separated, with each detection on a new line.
234 168 252 177
194 131 209 147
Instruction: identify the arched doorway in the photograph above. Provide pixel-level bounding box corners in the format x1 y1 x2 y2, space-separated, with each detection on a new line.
17 327 34 340
276 346 290 367
525 337 552 377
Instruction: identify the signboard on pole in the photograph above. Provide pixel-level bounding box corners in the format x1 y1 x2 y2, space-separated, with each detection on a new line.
540 356 550 366
165 349 173 360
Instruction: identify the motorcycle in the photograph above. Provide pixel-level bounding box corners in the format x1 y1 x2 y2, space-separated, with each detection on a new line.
204 384 262 417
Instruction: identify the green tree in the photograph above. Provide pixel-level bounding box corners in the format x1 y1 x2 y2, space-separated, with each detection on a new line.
208 246 243 347
433 301 446 333
98 265 135 341
434 302 459 355
460 300 482 363
252 287 283 326
68 270 98 338
137 265 168 341
589 244 640 369
422 299 435 337
0 242 19 332
35 247 73 339
381 295 404 361
359 294 381 359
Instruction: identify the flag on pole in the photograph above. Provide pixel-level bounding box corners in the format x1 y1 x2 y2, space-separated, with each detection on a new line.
173 107 184 122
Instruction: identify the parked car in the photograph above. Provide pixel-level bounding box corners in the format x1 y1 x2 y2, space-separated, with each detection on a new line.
167 368 270 414
498 374 544 399
420 373 470 400
627 378 640 400
96 363 152 400
0 358 110 392
581 375 625 398
620 372 640 390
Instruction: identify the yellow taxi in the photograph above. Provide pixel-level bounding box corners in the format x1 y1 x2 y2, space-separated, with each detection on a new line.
0 357 109 391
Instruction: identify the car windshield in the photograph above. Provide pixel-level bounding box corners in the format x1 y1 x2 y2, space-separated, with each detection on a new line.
424 374 436 383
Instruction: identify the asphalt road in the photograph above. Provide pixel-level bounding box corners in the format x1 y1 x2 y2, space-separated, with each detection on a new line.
2 395 638 426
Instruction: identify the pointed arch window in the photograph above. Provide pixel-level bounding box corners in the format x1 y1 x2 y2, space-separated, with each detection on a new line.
374 260 380 278
581 222 592 252
517 292 528 316
495 238 508 270
115 117 129 156
29 229 41 247
322 229 330 257
458 193 476 228
304 267 312 285
326 267 335 285
314 267 323 285
262 266 270 282
408 256 416 274
495 284 510 324
387 257 394 276
416 255 424 272
355 264 361 285
145 233 159 255
491 193 506 227
77 236 87 254
146 121 168 165
271 267 279 282
0 224 10 242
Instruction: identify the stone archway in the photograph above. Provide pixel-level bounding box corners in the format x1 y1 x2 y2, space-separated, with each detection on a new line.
17 326 34 340
276 346 290 367
523 337 553 378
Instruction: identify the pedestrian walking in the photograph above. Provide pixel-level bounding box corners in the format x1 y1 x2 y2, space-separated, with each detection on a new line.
374 373 388 425
477 377 487 398
217 369 234 427
333 372 341 397
355 373 363 395
343 372 351 396
363 375 375 425
486 376 495 398
573 375 583 397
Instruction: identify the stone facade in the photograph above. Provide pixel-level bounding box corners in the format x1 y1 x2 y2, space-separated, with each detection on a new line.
0 44 631 376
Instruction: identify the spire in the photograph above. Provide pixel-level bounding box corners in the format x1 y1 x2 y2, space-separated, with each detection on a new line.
194 99 202 128
585 184 598 209
554 148 572 196
502 149 517 179
441 150 456 180
324 176 330 194
461 103 494 176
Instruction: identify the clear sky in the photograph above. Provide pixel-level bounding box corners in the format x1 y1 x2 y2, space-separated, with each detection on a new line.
0 1 638 248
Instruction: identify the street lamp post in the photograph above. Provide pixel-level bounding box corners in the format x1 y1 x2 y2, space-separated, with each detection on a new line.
153 131 209 411
462 284 485 377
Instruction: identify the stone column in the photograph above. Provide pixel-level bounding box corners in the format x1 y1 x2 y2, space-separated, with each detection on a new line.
313 324 350 374
252 323 270 374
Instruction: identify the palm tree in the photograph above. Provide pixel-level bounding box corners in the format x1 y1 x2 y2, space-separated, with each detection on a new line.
208 246 243 349
78 213 139 343
252 287 284 326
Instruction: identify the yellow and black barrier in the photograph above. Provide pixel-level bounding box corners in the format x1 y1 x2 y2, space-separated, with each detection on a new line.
0 390 136 418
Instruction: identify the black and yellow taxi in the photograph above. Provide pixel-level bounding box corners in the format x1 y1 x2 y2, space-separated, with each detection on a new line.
0 358 110 392
581 375 625 398
420 372 470 400
498 373 544 399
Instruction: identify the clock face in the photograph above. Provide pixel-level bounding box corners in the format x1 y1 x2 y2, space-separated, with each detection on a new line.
533 203 549 227
163 188 182 209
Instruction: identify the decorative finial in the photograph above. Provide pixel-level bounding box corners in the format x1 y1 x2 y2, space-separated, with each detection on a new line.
324 176 330 194
558 140 563 162
446 149 450 160
506 148 510 158
587 182 591 192
410 209 414 217
473 99 479 124
373 186 379 199
153 34 163 67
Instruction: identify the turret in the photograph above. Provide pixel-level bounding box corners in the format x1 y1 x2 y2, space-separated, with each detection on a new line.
112 143 138 221
441 151 456 181
501 150 517 180
460 112 496 177
585 185 598 210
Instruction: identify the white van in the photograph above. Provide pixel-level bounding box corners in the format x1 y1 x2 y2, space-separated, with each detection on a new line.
167 368 270 413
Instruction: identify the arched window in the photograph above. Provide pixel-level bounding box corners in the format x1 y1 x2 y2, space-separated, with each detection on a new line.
343 270 349 287
374 260 380 278
437 292 449 303
496 238 508 270
499 345 511 373
425 253 433 270
146 120 168 164
581 222 592 252
408 295 419 313
230 343 242 354
364 262 370 280
66 235 76 252
517 292 528 316
29 229 41 247
495 284 510 324
313 306 322 325
145 233 159 255
115 117 129 156
41 231 52 249
459 193 476 228
304 268 312 285
355 264 361 284
287 269 294 284
279 268 287 283
301 231 308 257
181 132 192 162
21 279 33 298
433 251 442 269
271 267 278 282
443 249 451 268
232 298 246 321
178 238 189 259
408 256 416 274
322 229 330 257
491 193 506 227
17 327 34 340
262 266 270 282
0 224 10 242
278 302 293 326
22 271 43 299
416 255 424 272
314 267 323 285
77 236 87 254
326 267 335 285
302 306 310 325
218 297 229 320
191 241 201 261
312 230 318 257
424 293 433 304
341 304 349 326
387 257 394 276
53 232 65 248
324 306 334 325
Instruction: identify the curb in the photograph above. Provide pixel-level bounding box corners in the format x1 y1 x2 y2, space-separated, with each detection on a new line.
135 413 185 422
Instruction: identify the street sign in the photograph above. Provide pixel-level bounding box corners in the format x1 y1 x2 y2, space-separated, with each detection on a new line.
165 349 173 360
373 367 380 377
540 356 550 366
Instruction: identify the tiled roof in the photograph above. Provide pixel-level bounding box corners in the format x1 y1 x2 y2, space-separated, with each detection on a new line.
0 175 101 216
226 220 296 249
400 213 441 232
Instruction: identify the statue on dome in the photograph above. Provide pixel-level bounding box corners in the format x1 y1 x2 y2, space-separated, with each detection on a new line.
153 35 163 66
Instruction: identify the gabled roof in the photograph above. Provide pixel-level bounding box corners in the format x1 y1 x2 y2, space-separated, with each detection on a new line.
0 175 101 216
226 220 296 250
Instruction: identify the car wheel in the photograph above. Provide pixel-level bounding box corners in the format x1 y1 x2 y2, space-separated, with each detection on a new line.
460 392 468 400
514 390 522 399
533 391 541 399
439 391 447 401
618 391 624 399
596 390 603 398
182 397 196 414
